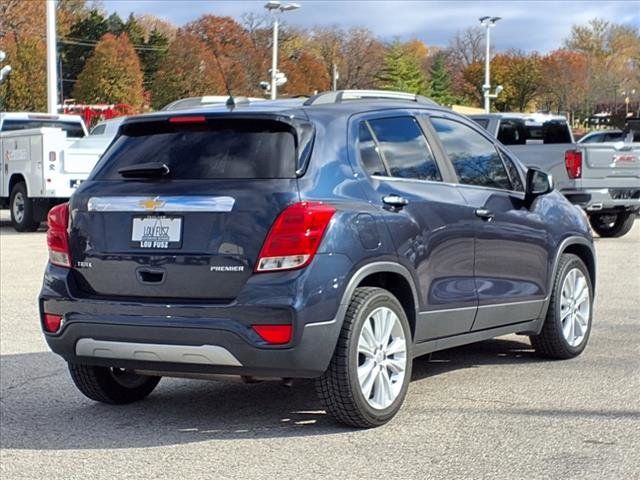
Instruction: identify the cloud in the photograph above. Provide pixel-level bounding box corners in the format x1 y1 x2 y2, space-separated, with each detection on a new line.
102 0 640 52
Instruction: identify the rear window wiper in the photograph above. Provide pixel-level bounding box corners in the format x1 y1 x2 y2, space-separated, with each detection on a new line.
118 162 170 178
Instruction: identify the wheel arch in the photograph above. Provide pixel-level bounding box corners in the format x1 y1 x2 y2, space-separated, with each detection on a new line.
337 262 420 341
562 242 596 290
9 174 28 196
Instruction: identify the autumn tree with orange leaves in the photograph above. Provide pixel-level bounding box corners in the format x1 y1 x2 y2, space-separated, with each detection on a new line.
151 30 226 109
72 33 144 108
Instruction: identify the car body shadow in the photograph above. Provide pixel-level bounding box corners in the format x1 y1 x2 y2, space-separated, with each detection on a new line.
1 337 540 450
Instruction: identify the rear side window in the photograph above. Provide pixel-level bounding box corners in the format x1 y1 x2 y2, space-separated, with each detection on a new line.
367 117 441 181
471 118 489 129
431 117 512 190
357 122 386 176
92 119 296 180
1 119 85 138
497 119 527 145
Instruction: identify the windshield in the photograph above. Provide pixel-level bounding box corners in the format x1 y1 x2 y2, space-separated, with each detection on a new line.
1 119 85 138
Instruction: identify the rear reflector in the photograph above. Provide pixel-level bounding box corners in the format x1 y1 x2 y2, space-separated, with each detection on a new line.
43 313 63 333
168 115 206 124
47 203 71 268
252 325 293 344
565 150 582 179
255 201 336 272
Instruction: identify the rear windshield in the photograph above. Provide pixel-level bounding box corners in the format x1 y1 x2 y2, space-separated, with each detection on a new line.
91 118 297 180
1 119 85 138
525 121 572 144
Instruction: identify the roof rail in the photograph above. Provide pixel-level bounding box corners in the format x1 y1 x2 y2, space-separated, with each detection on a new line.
303 90 439 106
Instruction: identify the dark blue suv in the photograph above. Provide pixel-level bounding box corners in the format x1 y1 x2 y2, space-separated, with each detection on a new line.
40 91 596 428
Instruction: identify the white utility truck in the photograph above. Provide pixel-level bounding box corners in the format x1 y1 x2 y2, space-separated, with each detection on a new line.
0 112 88 231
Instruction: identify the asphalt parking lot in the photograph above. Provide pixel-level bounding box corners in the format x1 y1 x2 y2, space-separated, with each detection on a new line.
1 210 638 480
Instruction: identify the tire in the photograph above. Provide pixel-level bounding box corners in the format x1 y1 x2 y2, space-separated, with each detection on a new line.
530 254 593 359
68 363 161 404
589 211 635 238
9 182 40 232
316 287 412 428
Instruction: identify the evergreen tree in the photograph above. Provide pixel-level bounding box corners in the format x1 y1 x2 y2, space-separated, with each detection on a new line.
124 13 146 45
139 29 169 88
429 53 455 105
60 9 107 99
376 40 428 95
72 33 144 108
105 13 125 36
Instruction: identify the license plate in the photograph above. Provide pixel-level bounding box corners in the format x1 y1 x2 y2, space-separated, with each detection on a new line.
131 216 182 249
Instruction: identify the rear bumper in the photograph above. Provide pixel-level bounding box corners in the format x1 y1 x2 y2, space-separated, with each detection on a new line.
40 257 350 378
561 188 640 212
43 318 340 378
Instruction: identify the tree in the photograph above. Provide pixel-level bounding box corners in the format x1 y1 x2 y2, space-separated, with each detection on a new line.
539 50 588 115
377 40 429 95
139 29 170 89
72 33 144 108
150 30 225 109
565 19 640 112
123 13 146 45
60 9 108 98
428 52 455 105
491 51 542 112
186 15 260 95
105 13 125 36
280 51 330 95
0 34 47 111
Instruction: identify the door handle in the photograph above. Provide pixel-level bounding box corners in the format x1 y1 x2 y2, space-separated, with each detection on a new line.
475 208 495 221
382 195 409 209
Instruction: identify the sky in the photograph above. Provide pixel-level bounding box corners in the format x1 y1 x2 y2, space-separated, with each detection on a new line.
101 0 640 52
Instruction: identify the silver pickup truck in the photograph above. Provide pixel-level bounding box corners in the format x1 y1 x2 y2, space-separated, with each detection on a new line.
470 113 640 238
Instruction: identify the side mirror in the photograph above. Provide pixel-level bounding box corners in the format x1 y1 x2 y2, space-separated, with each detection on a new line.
525 168 553 204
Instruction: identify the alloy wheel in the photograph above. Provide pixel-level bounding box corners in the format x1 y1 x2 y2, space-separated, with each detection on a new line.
560 268 590 347
356 306 407 409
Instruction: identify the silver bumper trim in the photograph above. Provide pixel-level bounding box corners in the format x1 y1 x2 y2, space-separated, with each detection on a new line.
75 338 242 366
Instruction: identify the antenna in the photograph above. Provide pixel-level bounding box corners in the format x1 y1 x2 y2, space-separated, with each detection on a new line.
209 46 235 108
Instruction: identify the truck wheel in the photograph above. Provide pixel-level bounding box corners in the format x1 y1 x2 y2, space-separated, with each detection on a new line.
529 254 593 359
68 363 161 404
589 212 635 238
9 182 40 232
316 287 412 428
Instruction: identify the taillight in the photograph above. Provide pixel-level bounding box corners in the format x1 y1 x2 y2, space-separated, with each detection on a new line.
565 150 582 179
47 203 71 268
168 115 206 123
252 324 293 344
43 313 63 333
255 201 336 272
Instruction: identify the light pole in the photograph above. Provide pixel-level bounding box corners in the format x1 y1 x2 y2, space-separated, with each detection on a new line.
46 0 58 114
480 16 501 113
264 1 300 100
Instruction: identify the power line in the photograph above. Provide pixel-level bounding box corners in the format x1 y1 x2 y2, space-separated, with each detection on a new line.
58 38 168 52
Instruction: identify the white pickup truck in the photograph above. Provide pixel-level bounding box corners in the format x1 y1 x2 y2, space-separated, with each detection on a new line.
0 112 89 231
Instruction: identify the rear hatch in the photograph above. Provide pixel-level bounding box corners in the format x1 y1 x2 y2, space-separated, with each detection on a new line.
69 114 310 301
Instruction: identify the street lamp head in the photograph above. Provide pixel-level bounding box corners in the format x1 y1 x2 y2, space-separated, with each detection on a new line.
479 16 490 23
265 1 300 12
490 17 502 23
280 2 300 11
264 1 281 11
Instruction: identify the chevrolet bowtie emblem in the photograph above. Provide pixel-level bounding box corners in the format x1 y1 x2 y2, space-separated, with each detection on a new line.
139 198 165 210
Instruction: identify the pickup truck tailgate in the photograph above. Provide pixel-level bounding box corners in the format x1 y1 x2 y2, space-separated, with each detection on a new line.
581 144 640 181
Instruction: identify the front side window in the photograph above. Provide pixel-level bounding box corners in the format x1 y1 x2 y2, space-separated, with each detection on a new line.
499 150 524 192
367 117 441 181
430 117 512 190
